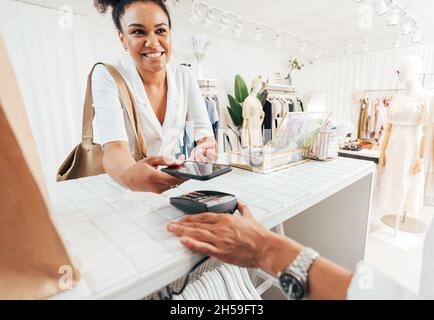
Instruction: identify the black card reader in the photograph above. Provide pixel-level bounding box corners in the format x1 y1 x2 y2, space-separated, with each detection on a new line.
170 191 238 215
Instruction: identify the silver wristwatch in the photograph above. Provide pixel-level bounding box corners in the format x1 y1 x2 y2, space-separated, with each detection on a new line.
278 247 319 300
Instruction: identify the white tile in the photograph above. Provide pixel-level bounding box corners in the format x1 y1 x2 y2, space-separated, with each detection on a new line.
53 204 80 216
110 231 154 254
92 213 130 231
161 188 186 199
78 176 107 187
248 206 268 219
236 191 261 205
264 193 297 206
101 192 132 203
83 204 117 219
75 198 108 211
147 223 173 241
73 242 122 271
50 194 70 207
66 230 108 253
159 207 186 221
131 192 166 204
100 221 142 239
55 213 89 228
132 213 168 229
109 198 144 211
61 222 100 240
161 237 191 256
146 198 171 211
121 205 153 220
127 244 173 273
68 192 100 203
82 256 137 294
94 186 123 197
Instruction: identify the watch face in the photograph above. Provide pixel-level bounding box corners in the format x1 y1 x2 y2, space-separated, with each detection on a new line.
279 273 305 300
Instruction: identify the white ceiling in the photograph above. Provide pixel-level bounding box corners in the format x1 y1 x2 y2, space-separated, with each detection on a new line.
19 0 434 58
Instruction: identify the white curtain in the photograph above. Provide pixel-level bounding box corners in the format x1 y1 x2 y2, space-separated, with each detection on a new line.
296 43 434 134
0 0 94 181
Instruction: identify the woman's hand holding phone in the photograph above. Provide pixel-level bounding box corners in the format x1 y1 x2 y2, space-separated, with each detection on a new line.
122 156 187 193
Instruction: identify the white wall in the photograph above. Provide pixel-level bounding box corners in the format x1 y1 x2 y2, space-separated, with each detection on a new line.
0 0 289 180
86 10 290 109
4 0 434 180
296 43 434 134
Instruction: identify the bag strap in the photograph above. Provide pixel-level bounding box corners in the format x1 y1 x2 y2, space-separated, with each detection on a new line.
82 63 147 160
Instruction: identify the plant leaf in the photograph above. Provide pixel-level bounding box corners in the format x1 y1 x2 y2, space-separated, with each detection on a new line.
227 94 243 127
228 107 242 128
234 74 249 103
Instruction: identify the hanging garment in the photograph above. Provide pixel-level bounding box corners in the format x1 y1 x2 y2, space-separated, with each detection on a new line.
205 96 220 139
374 100 388 141
272 99 284 129
368 100 378 139
358 99 369 140
263 100 273 143
297 98 304 112
287 98 294 113
211 96 220 138
380 94 433 215
292 97 302 112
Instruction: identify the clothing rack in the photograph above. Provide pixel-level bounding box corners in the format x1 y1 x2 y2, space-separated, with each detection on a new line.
363 88 404 94
198 79 219 96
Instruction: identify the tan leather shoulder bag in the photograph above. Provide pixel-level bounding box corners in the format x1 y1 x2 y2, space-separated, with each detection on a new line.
57 63 147 182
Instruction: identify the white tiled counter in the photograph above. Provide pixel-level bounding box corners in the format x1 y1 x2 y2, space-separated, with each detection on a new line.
49 157 375 300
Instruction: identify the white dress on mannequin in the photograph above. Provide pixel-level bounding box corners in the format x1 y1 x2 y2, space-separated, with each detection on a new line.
380 94 432 215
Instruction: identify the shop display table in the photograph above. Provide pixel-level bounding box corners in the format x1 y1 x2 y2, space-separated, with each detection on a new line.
49 157 375 300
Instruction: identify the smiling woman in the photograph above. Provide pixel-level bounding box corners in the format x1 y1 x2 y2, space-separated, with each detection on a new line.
91 0 217 193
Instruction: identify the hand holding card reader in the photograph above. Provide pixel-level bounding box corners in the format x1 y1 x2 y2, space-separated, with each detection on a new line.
170 191 238 215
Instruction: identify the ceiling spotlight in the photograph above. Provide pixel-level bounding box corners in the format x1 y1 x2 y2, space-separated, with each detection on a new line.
218 13 230 34
188 2 202 25
388 6 400 26
203 9 216 29
254 24 262 42
412 26 423 43
313 49 322 59
298 41 307 55
401 20 413 35
233 18 244 38
274 31 282 49
375 0 388 16
361 40 370 53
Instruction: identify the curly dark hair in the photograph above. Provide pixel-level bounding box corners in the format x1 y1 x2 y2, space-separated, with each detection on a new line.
94 0 172 31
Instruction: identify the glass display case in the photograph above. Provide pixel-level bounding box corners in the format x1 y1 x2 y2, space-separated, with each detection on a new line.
229 112 330 174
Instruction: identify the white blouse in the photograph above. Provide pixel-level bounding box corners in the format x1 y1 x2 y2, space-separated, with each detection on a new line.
91 56 214 158
348 221 434 300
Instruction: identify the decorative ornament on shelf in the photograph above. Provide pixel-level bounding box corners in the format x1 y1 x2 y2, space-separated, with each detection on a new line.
285 57 304 86
227 75 268 149
192 36 210 78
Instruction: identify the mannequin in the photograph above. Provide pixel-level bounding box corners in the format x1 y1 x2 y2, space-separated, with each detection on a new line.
379 55 433 235
241 77 266 147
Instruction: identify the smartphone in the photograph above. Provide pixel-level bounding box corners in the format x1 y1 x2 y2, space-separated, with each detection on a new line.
161 161 232 181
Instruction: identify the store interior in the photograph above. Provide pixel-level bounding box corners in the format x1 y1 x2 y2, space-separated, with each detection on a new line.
1 0 434 300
